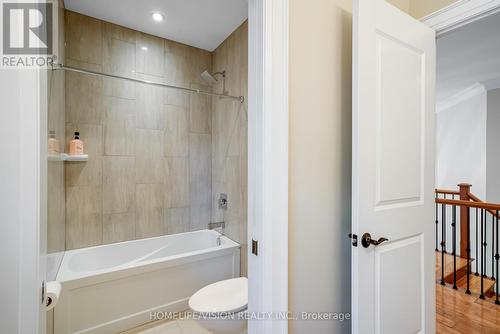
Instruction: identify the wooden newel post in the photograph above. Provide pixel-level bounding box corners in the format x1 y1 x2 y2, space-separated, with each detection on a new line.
458 183 471 258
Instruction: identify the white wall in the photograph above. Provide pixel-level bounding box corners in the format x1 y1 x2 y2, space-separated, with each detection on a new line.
0 70 23 334
289 0 352 333
410 0 458 18
487 88 500 203
436 87 487 198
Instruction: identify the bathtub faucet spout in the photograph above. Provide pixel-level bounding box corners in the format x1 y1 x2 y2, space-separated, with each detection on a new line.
208 221 225 246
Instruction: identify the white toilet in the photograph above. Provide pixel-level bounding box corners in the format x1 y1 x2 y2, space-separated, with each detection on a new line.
189 277 248 334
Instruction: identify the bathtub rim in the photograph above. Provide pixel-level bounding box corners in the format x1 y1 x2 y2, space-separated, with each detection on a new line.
56 230 240 286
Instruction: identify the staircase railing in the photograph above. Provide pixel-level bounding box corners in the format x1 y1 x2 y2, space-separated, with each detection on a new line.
435 184 499 304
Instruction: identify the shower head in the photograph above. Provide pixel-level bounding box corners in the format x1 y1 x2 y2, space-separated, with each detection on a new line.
201 70 218 84
201 70 226 85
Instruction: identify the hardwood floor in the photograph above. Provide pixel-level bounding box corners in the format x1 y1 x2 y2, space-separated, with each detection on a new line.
436 284 500 333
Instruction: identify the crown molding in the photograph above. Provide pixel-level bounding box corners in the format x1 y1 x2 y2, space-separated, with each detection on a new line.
436 83 486 112
421 0 500 37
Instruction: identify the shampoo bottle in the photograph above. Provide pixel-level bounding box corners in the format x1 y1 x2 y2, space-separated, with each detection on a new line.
69 131 84 155
48 130 60 155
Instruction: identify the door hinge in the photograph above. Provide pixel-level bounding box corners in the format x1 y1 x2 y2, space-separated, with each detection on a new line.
348 233 358 247
252 239 258 256
41 280 46 305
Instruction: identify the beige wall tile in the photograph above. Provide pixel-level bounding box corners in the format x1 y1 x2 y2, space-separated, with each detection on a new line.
103 156 135 214
164 40 190 58
103 36 136 77
102 21 135 43
189 133 212 208
164 105 188 157
65 11 102 65
103 77 136 100
211 21 248 276
165 157 189 208
103 212 135 244
190 133 212 183
48 70 65 142
136 32 164 77
135 184 166 238
164 53 190 85
189 86 212 134
66 185 103 249
103 97 136 156
189 133 212 231
165 207 190 235
47 161 65 253
47 15 66 254
135 129 164 184
224 217 240 246
211 181 225 223
104 120 135 156
223 156 242 221
240 245 248 277
66 72 103 125
189 205 211 231
136 83 165 130
189 49 213 87
239 105 248 188
212 101 242 173
164 89 190 108
65 123 103 186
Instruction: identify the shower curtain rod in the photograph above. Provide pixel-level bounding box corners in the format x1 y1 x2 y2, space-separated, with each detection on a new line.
51 63 245 103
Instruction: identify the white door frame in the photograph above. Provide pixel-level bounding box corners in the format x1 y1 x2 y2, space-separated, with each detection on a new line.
0 64 47 333
248 0 289 334
20 66 48 334
421 0 500 36
0 2 48 332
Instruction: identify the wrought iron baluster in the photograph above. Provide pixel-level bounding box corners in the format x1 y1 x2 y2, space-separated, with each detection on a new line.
443 194 447 254
495 210 499 305
493 213 496 280
453 204 457 289
441 202 446 286
480 209 485 299
466 207 471 295
476 208 479 276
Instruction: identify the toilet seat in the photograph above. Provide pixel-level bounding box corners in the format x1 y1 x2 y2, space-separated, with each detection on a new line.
189 277 248 314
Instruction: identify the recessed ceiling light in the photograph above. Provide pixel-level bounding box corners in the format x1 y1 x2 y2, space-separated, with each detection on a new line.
152 12 164 22
141 46 148 51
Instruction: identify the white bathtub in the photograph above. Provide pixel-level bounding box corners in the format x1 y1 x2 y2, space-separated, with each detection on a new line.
54 230 240 334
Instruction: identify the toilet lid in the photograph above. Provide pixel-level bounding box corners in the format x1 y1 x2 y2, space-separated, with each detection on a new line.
189 277 248 313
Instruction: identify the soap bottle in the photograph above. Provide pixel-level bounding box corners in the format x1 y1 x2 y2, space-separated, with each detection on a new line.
48 130 60 155
69 131 84 155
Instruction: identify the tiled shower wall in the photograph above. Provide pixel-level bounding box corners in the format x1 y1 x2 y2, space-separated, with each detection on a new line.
47 3 66 332
61 11 248 274
212 22 248 276
47 2 66 256
64 11 213 249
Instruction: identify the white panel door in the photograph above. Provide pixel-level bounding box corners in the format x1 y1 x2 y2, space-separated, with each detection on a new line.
352 0 436 333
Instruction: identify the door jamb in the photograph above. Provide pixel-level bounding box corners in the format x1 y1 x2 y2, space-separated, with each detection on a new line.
248 0 289 333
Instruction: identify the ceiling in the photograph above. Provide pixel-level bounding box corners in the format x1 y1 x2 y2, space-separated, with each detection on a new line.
64 0 248 51
437 12 500 103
